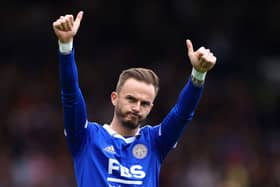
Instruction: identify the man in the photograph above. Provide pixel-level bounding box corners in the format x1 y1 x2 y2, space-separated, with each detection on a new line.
53 11 216 187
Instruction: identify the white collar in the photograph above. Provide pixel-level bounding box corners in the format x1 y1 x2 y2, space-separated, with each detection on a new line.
103 124 140 144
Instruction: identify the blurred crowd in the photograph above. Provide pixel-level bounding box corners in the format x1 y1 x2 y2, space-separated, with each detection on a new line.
0 0 280 187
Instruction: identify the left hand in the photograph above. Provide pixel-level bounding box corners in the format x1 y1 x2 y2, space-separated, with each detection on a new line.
186 39 217 73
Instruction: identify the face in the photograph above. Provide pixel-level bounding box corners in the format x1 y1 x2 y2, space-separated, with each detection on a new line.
111 78 156 130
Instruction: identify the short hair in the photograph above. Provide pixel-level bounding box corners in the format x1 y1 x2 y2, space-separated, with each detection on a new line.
116 68 159 95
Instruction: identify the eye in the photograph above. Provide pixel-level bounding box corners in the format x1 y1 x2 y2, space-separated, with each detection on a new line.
141 101 151 107
126 96 137 103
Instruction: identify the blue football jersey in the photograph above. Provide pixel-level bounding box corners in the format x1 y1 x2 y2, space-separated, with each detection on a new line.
70 122 165 187
58 50 204 187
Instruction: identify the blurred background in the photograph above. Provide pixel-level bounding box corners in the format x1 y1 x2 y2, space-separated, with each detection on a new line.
0 0 280 186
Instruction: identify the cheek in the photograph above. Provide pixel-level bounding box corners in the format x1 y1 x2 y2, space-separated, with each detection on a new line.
142 107 152 116
116 101 130 112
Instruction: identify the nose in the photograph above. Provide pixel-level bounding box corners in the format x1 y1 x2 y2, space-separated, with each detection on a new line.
131 101 141 112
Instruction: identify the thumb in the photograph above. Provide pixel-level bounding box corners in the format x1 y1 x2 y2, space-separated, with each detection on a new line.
186 39 194 54
73 11 84 32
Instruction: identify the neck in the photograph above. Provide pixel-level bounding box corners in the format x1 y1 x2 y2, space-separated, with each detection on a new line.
110 117 139 137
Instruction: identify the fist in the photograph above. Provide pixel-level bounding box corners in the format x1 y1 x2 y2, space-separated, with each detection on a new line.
52 11 84 43
186 39 217 73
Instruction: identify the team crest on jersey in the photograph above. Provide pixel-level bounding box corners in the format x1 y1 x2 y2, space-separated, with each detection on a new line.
132 144 148 159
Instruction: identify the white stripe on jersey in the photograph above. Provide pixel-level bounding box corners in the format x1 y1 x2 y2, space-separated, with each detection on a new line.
84 120 88 128
107 177 143 185
158 126 162 136
64 120 88 137
64 129 67 136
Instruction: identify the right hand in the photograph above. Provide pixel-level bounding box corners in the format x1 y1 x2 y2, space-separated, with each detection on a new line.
52 11 84 43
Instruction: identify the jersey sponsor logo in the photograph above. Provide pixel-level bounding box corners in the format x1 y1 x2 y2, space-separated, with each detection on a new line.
132 144 148 159
108 158 146 185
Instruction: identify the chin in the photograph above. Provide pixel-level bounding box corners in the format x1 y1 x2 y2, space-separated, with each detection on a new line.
121 119 140 130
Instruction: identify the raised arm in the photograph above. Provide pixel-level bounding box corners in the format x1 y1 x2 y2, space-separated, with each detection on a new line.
154 39 217 159
53 11 88 156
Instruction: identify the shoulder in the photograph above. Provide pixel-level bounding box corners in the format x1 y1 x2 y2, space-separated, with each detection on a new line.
86 121 106 133
140 125 153 133
140 124 160 137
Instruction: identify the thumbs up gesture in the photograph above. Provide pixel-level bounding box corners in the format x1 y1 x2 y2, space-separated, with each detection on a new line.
52 11 84 43
186 39 217 73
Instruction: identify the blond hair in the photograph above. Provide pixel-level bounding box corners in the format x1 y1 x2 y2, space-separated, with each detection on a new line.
116 68 159 95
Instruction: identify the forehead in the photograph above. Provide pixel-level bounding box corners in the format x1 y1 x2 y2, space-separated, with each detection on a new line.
119 78 156 101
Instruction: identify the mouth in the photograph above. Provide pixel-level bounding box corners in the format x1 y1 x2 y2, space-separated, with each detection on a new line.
127 112 140 119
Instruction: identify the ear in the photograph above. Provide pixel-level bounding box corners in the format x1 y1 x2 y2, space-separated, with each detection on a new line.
111 91 118 106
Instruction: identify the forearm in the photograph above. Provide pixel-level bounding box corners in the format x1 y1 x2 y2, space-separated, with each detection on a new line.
174 77 204 118
58 40 79 93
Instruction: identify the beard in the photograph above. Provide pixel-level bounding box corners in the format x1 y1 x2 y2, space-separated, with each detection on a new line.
115 106 145 130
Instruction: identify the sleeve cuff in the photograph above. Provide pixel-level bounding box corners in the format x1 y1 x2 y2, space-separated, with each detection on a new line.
191 68 207 81
58 40 73 54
